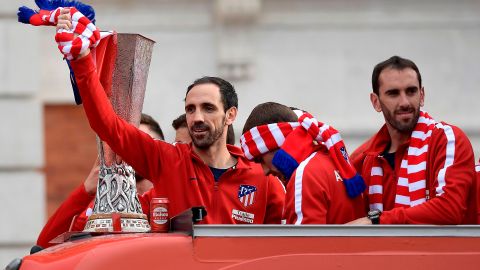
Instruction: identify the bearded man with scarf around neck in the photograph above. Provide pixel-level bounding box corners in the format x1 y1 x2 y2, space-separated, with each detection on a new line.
349 56 478 225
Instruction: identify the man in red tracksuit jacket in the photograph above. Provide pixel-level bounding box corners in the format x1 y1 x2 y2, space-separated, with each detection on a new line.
66 56 284 225
349 56 477 225
240 102 365 224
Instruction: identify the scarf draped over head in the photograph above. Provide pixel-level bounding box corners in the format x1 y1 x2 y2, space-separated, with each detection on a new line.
240 112 366 198
367 110 436 211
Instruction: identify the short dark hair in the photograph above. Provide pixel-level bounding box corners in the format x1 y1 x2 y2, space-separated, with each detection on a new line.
171 113 187 130
242 102 298 134
141 113 164 140
186 76 238 112
372 56 422 95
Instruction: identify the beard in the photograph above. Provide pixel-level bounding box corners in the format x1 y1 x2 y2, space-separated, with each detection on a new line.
381 102 420 134
189 119 225 149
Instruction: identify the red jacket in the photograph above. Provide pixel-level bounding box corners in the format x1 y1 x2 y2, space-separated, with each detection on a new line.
284 148 365 224
37 185 95 248
69 54 284 223
351 124 477 224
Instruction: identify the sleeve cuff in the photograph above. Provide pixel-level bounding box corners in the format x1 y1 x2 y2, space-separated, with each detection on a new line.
272 149 299 180
380 208 405 224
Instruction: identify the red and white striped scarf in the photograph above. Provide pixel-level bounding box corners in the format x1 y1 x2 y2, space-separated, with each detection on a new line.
20 6 104 60
368 110 436 211
240 122 300 161
240 112 362 191
54 7 105 60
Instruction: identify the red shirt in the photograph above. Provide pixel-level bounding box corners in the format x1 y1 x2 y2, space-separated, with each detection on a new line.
351 124 477 224
284 149 365 224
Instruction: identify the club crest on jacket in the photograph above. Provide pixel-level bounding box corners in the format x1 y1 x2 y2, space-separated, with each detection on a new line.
238 185 257 207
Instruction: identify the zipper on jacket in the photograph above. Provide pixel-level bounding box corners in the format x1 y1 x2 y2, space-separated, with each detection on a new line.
213 168 235 223
212 178 220 222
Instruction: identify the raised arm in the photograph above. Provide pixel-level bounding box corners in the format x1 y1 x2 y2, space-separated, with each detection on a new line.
55 8 178 180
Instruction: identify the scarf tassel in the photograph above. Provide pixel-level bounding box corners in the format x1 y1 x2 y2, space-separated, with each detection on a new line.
272 149 299 180
35 0 96 23
17 7 37 24
342 173 366 198
17 0 96 26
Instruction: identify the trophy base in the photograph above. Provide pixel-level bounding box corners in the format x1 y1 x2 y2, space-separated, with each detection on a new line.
84 212 150 233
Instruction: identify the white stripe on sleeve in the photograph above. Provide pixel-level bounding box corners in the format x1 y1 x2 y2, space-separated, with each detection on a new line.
435 123 456 196
293 152 317 225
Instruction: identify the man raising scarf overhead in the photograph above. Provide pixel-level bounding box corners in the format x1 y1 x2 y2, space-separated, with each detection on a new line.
349 56 478 225
241 102 365 224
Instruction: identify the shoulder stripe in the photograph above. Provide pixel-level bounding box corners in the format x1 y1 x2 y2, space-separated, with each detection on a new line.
276 177 286 193
293 152 317 225
434 123 456 196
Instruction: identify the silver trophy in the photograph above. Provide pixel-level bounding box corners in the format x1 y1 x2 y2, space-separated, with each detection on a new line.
83 33 155 233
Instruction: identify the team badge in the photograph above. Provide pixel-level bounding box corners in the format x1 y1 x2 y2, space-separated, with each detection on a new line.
340 146 350 162
238 185 257 207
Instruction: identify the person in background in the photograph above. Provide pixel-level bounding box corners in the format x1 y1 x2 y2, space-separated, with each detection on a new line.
171 113 191 144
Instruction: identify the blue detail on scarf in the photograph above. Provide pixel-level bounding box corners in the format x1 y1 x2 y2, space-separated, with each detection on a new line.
343 173 366 198
272 149 299 181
